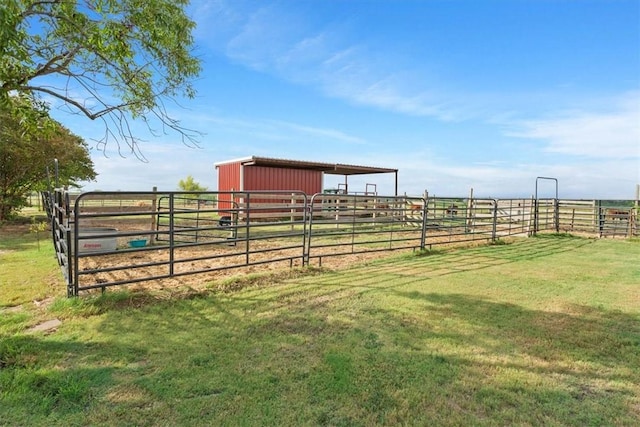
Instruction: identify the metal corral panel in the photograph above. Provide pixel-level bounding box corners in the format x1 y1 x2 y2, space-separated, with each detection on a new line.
244 166 322 194
216 161 242 209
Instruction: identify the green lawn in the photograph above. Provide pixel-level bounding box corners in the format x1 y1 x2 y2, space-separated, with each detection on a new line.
1 226 639 426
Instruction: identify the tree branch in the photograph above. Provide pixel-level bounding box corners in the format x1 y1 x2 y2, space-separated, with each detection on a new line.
4 0 202 156
28 46 82 80
20 85 136 119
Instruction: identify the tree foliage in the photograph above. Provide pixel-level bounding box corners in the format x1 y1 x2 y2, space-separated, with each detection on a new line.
178 175 207 192
0 96 96 221
0 0 202 157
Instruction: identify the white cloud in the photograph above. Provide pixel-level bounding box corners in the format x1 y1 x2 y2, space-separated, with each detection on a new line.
81 144 218 192
266 119 365 145
175 112 366 145
326 150 639 200
191 1 472 122
505 92 640 159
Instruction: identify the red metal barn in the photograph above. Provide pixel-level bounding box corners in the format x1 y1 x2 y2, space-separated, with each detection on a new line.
214 156 398 213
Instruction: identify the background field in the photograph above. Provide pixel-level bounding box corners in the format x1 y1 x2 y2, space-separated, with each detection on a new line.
1 226 639 426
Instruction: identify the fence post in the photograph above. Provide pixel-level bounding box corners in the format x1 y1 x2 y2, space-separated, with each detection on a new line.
492 199 498 242
290 193 295 231
350 195 357 250
169 194 175 276
597 200 603 237
245 193 250 265
555 198 560 233
533 197 539 236
420 195 428 250
466 188 474 234
150 186 158 244
305 194 318 266
69 191 79 297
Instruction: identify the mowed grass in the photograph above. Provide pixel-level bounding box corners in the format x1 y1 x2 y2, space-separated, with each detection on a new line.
1 225 639 426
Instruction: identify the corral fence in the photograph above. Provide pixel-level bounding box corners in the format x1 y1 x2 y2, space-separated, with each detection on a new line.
45 189 638 296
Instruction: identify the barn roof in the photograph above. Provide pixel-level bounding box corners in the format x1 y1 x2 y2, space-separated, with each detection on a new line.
214 156 398 175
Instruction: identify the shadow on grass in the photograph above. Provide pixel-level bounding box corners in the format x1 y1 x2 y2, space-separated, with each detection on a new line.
0 333 137 423
87 285 640 425
368 234 595 276
217 236 596 303
83 232 638 423
396 291 640 372
33 236 598 327
3 283 638 425
3 236 636 425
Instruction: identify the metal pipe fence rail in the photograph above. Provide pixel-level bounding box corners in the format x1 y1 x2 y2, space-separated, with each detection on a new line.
557 199 637 237
306 193 428 266
47 190 638 296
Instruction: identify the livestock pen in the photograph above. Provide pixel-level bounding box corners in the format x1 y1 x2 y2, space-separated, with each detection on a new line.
46 189 638 296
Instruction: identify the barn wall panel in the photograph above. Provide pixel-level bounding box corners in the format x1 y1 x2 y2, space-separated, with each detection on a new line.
244 166 322 194
241 166 321 214
216 162 242 209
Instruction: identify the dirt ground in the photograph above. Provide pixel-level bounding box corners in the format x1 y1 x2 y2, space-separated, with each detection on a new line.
76 237 416 291
2 220 494 295
74 226 497 295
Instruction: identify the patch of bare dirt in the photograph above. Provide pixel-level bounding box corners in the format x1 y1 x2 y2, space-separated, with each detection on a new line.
28 318 62 334
1 305 23 314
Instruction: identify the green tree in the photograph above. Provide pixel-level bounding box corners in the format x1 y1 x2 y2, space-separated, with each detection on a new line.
0 97 96 221
0 0 201 156
178 175 207 192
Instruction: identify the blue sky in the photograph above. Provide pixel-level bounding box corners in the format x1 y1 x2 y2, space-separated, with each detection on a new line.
48 0 639 199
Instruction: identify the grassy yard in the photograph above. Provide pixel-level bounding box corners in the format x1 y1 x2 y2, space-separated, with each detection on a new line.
1 224 639 426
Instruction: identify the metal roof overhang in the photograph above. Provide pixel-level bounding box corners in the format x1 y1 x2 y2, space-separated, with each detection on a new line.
215 156 399 194
226 156 397 175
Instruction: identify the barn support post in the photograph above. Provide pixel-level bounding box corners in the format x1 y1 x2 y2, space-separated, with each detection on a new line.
395 171 398 196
